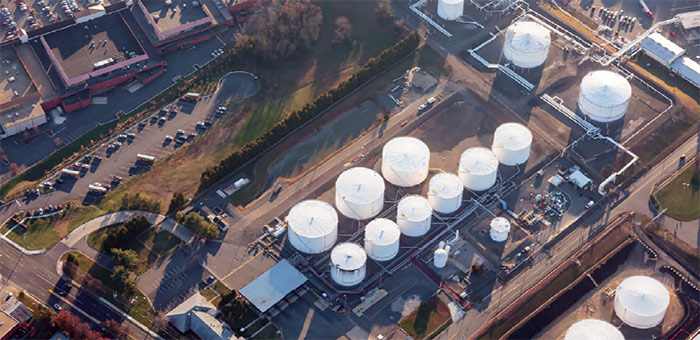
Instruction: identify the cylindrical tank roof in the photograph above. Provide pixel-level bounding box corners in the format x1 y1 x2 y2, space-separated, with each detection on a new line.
428 173 463 214
489 217 510 242
504 21 551 68
492 122 532 166
397 195 432 237
578 70 632 123
437 0 464 21
459 147 499 191
364 218 401 262
382 137 430 187
331 243 367 271
335 167 385 220
287 200 338 254
564 319 625 340
614 276 670 329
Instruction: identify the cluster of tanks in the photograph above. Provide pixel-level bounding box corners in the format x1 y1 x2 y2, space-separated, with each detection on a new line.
503 20 632 123
564 275 670 339
285 122 535 286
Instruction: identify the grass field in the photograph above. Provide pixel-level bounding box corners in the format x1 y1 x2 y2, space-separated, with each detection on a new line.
61 251 155 327
398 296 452 340
89 1 405 211
655 163 700 221
4 203 102 250
86 224 182 274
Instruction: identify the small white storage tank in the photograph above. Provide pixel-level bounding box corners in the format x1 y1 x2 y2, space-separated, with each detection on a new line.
503 21 551 68
564 319 625 340
437 0 464 21
578 70 632 123
492 122 532 166
433 244 450 268
489 217 510 242
614 276 670 329
330 243 367 287
381 137 430 187
335 167 385 220
397 195 433 237
428 173 463 214
286 200 338 254
364 218 401 262
458 147 499 191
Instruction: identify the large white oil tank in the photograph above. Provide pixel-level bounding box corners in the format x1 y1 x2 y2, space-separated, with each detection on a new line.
458 147 499 192
564 319 625 340
614 276 670 329
489 217 510 242
335 167 385 220
503 21 551 68
396 195 432 237
381 137 430 187
364 218 401 262
492 122 532 166
437 0 464 21
330 243 367 287
578 70 632 123
428 173 463 214
286 200 338 254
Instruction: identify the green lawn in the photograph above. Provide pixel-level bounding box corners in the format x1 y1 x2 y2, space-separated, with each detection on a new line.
250 323 282 340
212 281 231 296
200 288 218 302
655 163 700 221
61 251 155 328
233 100 286 147
398 296 452 340
87 224 182 274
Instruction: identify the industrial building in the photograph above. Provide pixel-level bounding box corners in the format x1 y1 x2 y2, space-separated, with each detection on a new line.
675 10 700 42
166 293 241 340
0 46 47 139
639 32 686 68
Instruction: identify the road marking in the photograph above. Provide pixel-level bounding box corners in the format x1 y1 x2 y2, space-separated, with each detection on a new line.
48 289 102 325
220 253 260 282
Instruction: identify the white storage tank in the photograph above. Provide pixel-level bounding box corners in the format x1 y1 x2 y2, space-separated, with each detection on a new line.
614 276 670 329
458 147 499 192
437 0 464 21
335 167 385 220
381 137 430 187
578 70 632 123
428 173 463 214
330 243 367 287
286 200 338 254
433 244 450 268
564 319 625 340
364 218 401 262
489 217 510 242
397 195 433 237
492 122 532 166
503 21 551 68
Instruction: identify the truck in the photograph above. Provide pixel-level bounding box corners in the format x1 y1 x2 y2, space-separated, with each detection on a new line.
183 92 200 101
136 154 155 162
88 184 108 194
638 0 653 17
61 169 80 178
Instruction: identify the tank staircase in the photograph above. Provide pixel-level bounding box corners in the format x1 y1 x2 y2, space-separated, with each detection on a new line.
540 94 599 135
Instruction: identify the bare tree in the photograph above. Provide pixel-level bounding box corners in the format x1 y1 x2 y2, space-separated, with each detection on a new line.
238 0 323 64
332 16 353 43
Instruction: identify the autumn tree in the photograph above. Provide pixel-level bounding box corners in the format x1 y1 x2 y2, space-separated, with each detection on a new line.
8 163 19 176
375 0 394 23
333 16 352 43
236 0 322 64
104 319 128 340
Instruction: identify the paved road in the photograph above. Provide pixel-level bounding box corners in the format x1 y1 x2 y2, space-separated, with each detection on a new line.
0 71 257 224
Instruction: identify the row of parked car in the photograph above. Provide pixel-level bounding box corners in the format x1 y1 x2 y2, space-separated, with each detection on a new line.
26 203 66 217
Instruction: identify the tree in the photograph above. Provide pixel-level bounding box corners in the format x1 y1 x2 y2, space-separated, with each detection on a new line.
183 212 220 239
8 163 19 176
30 308 55 338
175 211 185 222
104 319 128 340
332 17 352 43
200 223 220 240
237 0 323 64
375 0 394 23
51 310 107 340
111 266 137 297
219 291 252 329
168 192 186 214
110 248 139 271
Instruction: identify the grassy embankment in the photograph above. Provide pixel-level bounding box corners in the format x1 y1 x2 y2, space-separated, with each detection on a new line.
398 295 452 340
653 162 699 221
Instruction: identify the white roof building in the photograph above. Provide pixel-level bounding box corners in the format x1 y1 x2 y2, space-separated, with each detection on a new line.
239 259 308 313
567 170 592 189
167 293 241 340
639 32 686 67
670 56 700 88
676 10 700 42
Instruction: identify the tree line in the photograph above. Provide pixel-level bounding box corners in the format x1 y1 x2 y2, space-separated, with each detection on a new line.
199 31 420 189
